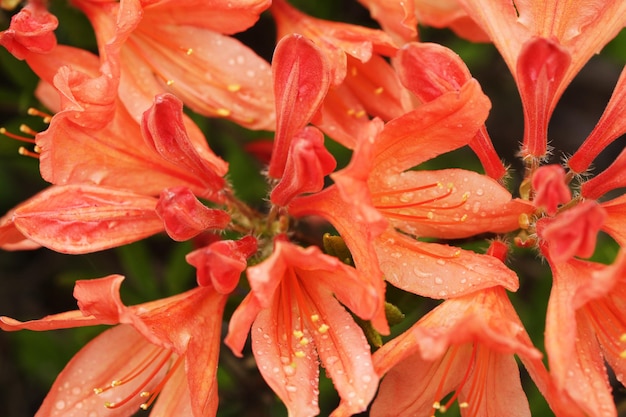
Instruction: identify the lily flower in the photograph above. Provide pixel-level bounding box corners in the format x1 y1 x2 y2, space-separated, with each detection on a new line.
225 237 380 417
0 274 230 416
370 286 573 417
541 245 626 417
289 67 529 318
70 0 274 129
457 0 626 159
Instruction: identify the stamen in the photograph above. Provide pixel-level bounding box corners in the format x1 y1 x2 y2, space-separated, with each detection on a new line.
185 48 193 55
216 108 231 117
166 79 175 86
0 127 36 144
27 107 52 123
18 147 40 159
227 84 242 92
139 355 184 410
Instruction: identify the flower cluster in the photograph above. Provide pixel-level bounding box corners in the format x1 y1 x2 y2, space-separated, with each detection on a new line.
0 0 625 416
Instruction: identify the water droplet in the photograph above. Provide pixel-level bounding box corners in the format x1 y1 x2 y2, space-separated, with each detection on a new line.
71 386 81 395
286 385 297 393
436 259 446 266
434 277 443 285
438 290 448 297
283 365 296 376
55 400 65 410
362 375 372 383
476 188 484 196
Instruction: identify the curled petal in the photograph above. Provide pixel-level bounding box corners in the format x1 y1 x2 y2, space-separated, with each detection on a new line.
156 187 230 241
580 147 626 200
538 201 608 262
186 235 258 293
142 94 228 201
357 0 418 44
0 1 58 59
532 164 571 215
270 126 336 206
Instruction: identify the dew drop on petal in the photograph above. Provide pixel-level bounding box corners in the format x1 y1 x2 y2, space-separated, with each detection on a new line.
55 401 65 410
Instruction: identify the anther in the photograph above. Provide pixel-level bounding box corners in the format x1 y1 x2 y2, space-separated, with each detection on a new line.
294 350 306 358
18 147 40 158
293 330 304 339
186 48 193 55
460 214 468 222
317 324 329 333
310 314 319 322
355 110 366 118
27 107 52 123
620 333 626 342
459 402 469 408
166 80 175 86
227 84 241 92
374 87 383 95
299 337 310 346
216 108 231 117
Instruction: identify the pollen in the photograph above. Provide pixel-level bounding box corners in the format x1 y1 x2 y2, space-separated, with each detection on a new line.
317 324 329 333
216 108 231 117
186 48 194 55
310 314 320 322
227 84 241 92
293 330 304 339
459 402 469 408
166 79 175 86
374 87 384 95
299 337 310 346
294 350 306 358
460 214 468 222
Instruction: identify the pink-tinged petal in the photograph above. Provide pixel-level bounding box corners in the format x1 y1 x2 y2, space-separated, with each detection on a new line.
600 194 626 247
372 78 490 175
538 201 607 262
532 164 571 215
270 126 336 206
372 169 530 239
156 187 230 241
376 230 519 297
0 0 58 60
186 235 258 293
224 294 264 357
396 42 505 179
517 37 571 159
251 306 320 417
0 309 107 332
357 0 417 44
570 66 626 173
12 184 163 254
304 284 378 416
137 0 271 35
581 147 626 200
141 94 228 201
36 325 169 417
269 34 330 179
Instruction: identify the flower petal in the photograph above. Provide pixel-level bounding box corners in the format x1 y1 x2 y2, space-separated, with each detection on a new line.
12 184 163 254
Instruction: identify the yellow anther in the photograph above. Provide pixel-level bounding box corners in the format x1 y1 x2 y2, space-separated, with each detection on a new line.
93 388 104 395
166 79 174 86
355 110 366 118
104 402 116 408
186 48 193 55
453 249 461 257
447 182 454 190
427 211 434 219
293 330 304 339
140 403 149 410
111 380 122 387
459 402 469 408
374 87 384 95
460 214 468 222
310 314 320 322
299 337 310 346
518 213 530 230
294 350 306 358
620 333 626 342
216 108 231 117
439 405 448 412
318 324 329 333
620 350 626 359
461 192 470 201
433 401 441 409
140 391 151 398
227 84 241 92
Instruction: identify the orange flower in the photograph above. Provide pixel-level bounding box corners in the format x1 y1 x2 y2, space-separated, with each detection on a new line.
458 0 626 158
542 248 626 417
289 72 529 325
72 0 274 129
0 275 228 416
225 238 380 417
371 287 566 417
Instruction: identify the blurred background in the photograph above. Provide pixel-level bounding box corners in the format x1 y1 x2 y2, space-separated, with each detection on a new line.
1 1 625 416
